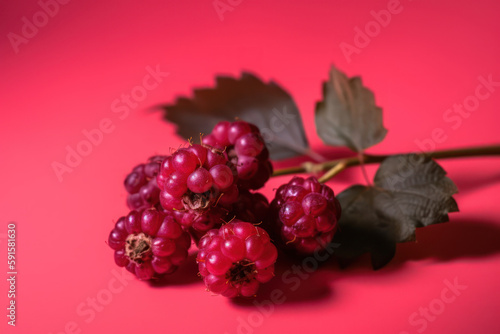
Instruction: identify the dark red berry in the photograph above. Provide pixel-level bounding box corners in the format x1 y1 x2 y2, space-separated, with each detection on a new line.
270 176 341 254
202 121 272 190
124 156 166 211
157 144 238 212
197 220 277 297
108 208 191 280
157 144 239 237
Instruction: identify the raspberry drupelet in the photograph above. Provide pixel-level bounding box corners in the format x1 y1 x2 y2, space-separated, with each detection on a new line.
108 208 191 280
197 220 277 298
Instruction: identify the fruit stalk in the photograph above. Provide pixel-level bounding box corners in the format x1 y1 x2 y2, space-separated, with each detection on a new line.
272 144 500 181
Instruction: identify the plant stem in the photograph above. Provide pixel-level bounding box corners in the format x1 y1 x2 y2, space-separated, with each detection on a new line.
272 144 500 181
317 161 348 183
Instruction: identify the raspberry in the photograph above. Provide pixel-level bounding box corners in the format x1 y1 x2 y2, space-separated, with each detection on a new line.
202 121 273 190
196 220 277 297
157 144 238 213
270 176 341 254
124 155 166 211
157 144 239 238
108 208 191 280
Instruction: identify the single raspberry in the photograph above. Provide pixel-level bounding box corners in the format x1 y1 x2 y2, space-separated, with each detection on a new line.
197 220 277 298
157 143 238 210
270 176 341 254
108 208 191 280
157 144 239 238
231 190 269 224
124 155 166 211
202 121 273 190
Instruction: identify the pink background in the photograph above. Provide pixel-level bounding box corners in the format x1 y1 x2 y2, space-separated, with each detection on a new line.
1 0 500 333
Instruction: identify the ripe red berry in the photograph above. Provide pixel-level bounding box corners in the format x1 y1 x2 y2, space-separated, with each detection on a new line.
108 208 191 280
197 220 277 297
157 144 238 213
202 121 272 190
271 176 341 254
124 155 166 211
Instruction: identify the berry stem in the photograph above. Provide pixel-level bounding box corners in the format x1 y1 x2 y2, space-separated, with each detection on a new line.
317 160 347 183
273 144 500 180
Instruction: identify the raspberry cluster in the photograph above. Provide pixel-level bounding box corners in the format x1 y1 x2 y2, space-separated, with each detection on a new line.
203 120 273 190
107 120 341 298
271 176 341 254
197 220 277 297
108 208 191 280
124 155 166 211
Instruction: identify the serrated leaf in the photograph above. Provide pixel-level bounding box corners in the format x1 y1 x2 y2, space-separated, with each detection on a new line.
315 66 387 152
159 72 309 160
333 154 459 269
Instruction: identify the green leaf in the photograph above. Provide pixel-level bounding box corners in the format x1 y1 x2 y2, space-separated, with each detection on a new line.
334 154 459 269
159 72 309 160
315 66 388 152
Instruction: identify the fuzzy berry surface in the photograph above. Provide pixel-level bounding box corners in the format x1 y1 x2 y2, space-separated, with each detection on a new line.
108 208 191 280
124 155 166 211
203 120 272 190
157 144 238 213
197 220 277 298
271 176 341 254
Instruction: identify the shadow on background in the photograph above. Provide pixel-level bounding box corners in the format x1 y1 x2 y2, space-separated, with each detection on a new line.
453 170 500 193
231 251 336 307
144 218 500 303
148 252 201 288
232 217 500 306
392 218 500 264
